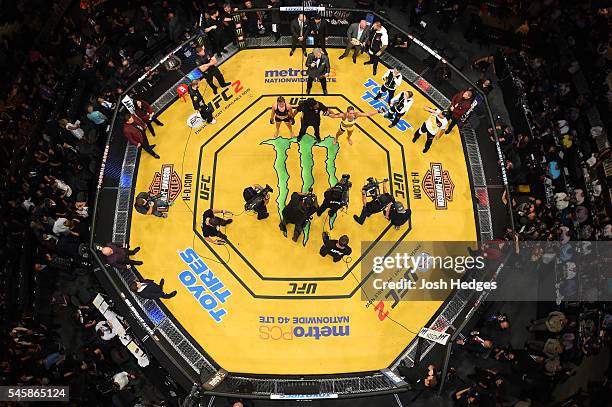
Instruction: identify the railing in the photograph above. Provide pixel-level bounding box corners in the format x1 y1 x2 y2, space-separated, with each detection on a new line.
90 6 514 399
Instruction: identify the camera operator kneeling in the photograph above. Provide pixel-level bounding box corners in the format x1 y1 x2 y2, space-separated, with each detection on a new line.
320 232 352 262
202 208 233 244
279 191 318 242
243 184 272 220
353 178 392 225
134 191 171 218
317 174 351 218
385 200 411 229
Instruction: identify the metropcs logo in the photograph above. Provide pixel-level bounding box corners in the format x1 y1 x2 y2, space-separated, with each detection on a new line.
422 162 455 210
258 314 350 341
264 67 338 84
149 164 182 211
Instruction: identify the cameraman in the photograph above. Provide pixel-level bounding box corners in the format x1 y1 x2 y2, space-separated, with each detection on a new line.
384 201 411 228
279 191 319 242
243 184 271 220
353 179 393 225
202 208 233 244
134 191 170 218
317 175 351 218
320 232 352 262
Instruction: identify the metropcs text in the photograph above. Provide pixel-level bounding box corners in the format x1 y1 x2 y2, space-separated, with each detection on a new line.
373 278 497 292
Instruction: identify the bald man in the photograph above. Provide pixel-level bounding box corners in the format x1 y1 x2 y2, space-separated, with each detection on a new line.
100 243 142 269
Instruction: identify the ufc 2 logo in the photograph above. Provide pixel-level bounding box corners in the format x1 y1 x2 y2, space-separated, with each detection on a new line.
374 301 389 321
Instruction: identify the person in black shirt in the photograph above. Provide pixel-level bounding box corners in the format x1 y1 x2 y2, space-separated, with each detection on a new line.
353 179 393 225
221 3 237 44
134 191 169 218
243 184 270 220
242 0 261 37
130 279 177 299
289 13 308 57
188 79 215 124
294 98 329 143
201 208 234 244
204 9 226 57
309 14 328 55
385 200 410 228
267 0 281 42
195 46 231 95
279 191 318 242
317 175 351 218
320 232 352 262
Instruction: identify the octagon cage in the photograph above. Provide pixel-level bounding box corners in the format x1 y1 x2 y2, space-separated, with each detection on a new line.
90 5 514 402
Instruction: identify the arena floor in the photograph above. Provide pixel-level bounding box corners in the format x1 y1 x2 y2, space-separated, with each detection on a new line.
128 48 477 375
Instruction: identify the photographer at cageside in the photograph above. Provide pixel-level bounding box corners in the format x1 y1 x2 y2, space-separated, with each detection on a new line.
279 189 319 242
317 174 352 218
353 177 392 225
244 184 273 220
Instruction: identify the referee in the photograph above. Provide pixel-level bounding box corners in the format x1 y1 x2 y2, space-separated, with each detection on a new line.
188 79 215 125
294 98 329 143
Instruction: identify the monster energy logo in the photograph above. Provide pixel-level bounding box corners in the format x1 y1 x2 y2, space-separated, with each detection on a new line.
262 134 340 245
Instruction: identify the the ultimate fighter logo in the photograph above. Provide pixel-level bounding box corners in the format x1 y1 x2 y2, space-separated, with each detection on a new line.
149 164 182 211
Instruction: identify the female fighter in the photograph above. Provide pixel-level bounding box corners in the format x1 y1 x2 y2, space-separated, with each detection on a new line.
327 106 382 145
269 96 295 138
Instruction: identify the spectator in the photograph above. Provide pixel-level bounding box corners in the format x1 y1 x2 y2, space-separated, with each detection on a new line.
134 98 164 137
528 311 568 333
58 119 85 141
167 12 184 44
129 279 177 299
100 243 142 269
123 113 160 159
86 104 108 135
446 89 475 134
112 371 136 390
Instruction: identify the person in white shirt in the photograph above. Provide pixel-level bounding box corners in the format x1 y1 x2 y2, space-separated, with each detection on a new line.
385 91 414 128
95 320 117 341
59 119 84 140
52 218 76 236
412 107 449 153
112 371 136 390
364 21 388 75
374 68 403 104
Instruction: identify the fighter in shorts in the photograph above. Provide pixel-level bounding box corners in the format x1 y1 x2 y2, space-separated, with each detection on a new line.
327 106 382 145
269 96 295 138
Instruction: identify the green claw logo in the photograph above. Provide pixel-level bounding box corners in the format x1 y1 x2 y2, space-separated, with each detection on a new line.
262 134 340 245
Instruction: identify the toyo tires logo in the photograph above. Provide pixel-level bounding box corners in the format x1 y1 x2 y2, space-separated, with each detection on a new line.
261 134 340 246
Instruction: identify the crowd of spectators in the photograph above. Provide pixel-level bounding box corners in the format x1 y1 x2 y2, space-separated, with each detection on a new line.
0 0 209 405
445 302 611 406
483 1 611 246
